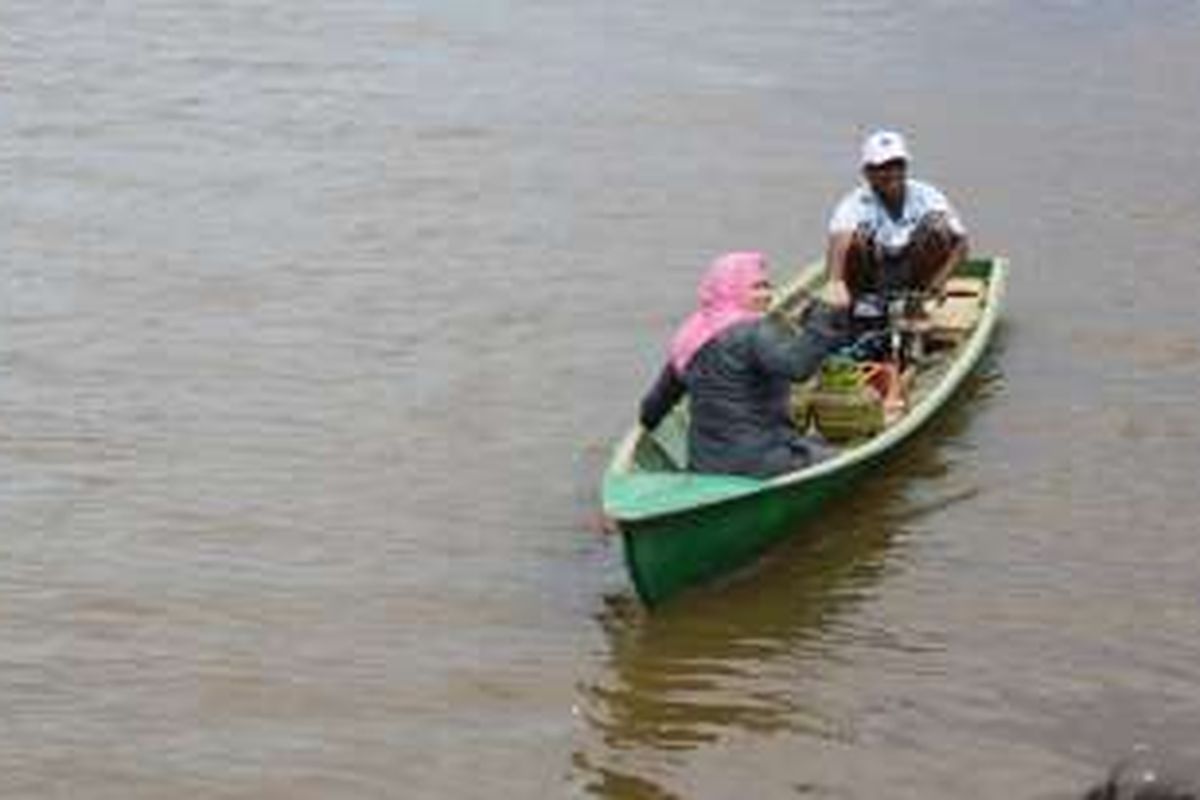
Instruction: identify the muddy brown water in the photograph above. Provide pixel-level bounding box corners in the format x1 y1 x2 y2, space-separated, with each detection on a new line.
3 2 1200 798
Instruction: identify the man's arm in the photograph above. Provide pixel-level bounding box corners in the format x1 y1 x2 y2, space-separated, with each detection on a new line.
824 189 862 310
824 231 854 309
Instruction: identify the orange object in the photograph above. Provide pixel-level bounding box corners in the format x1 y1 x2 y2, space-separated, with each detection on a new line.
855 362 890 396
859 362 907 419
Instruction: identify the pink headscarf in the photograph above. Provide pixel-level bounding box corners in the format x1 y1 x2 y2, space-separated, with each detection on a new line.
668 251 768 373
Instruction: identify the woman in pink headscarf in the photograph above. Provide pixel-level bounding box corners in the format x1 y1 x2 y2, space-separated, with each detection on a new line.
639 252 849 478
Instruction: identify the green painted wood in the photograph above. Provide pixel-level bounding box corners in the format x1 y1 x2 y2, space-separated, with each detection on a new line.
602 256 1007 607
620 462 868 605
602 472 763 520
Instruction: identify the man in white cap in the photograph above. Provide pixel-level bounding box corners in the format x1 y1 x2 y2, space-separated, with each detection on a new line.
823 129 968 316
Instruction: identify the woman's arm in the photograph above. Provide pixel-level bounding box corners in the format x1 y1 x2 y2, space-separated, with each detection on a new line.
753 304 850 381
639 364 686 430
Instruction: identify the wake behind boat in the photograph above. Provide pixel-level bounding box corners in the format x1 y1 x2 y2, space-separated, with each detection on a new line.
602 256 1007 607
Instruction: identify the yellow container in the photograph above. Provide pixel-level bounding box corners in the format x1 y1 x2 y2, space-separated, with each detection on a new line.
808 360 888 442
810 387 884 442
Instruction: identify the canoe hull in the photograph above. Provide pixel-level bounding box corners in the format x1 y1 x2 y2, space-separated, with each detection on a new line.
621 458 870 605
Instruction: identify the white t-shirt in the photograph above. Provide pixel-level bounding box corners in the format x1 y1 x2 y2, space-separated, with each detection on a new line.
828 179 966 254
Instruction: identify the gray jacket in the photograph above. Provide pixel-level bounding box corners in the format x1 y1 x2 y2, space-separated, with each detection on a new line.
640 305 847 478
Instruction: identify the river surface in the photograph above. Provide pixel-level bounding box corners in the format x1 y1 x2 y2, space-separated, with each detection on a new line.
3 2 1200 798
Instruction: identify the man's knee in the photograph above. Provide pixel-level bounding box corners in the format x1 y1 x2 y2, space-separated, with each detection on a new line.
914 212 960 249
908 213 963 287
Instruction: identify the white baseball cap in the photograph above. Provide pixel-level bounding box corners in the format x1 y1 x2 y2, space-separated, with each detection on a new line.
860 129 910 167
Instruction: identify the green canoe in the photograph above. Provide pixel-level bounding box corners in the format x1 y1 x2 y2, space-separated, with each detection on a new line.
602 256 1007 607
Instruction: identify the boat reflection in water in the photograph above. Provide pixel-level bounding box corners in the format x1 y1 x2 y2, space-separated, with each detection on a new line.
573 368 1002 798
